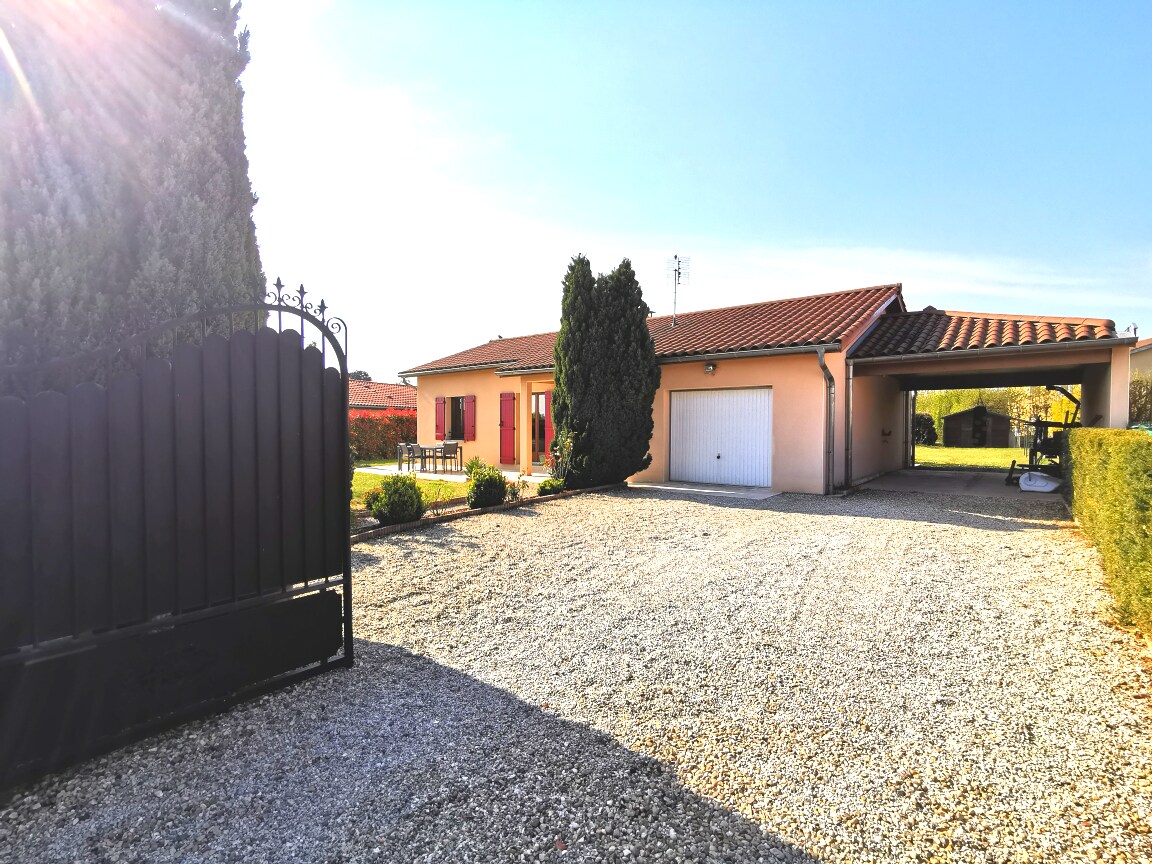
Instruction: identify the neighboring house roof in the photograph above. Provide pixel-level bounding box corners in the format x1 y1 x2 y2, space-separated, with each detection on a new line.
850 308 1121 360
401 284 903 375
348 380 417 410
1132 337 1152 354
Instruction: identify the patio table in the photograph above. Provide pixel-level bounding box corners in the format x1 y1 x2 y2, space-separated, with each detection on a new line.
421 444 445 472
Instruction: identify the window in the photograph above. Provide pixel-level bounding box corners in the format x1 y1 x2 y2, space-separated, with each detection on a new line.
435 394 475 441
448 396 465 439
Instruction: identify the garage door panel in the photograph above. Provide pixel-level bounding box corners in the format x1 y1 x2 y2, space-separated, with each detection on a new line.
670 389 771 486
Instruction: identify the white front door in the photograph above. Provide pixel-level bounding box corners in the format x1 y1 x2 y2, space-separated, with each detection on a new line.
669 389 772 486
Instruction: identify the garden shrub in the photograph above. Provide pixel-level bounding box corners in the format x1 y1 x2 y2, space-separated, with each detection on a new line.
368 474 425 525
463 455 487 480
505 476 528 502
536 477 565 496
1068 428 1152 631
422 481 453 517
466 465 507 508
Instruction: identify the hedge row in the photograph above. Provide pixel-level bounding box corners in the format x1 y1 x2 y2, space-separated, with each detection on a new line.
349 411 417 460
1068 428 1152 632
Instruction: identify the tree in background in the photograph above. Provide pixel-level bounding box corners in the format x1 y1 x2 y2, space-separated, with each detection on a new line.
913 412 938 445
348 370 373 381
0 0 263 373
552 255 660 488
916 386 1081 440
1131 374 1152 426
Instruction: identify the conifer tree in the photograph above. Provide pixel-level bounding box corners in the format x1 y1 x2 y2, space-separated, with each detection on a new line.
0 0 264 374
552 255 660 487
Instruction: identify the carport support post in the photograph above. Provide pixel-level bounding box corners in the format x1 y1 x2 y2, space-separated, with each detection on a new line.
845 362 854 487
906 391 916 468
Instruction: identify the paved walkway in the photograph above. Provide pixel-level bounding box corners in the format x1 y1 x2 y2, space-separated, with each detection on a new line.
357 463 545 485
627 480 779 500
861 467 1063 499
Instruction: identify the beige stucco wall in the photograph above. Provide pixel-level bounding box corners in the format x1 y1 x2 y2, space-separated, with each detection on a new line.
416 346 954 494
631 353 832 495
1132 348 1152 377
1081 347 1131 428
850 374 907 482
416 352 842 494
413 369 554 475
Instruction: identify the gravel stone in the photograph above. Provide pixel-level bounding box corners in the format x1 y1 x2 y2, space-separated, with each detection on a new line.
2 488 1150 863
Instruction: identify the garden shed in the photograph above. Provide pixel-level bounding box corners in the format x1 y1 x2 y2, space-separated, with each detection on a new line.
942 406 1012 447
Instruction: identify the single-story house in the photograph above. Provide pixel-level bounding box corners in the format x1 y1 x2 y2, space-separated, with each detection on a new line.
400 284 1132 494
348 380 417 419
942 406 1012 448
1132 337 1152 377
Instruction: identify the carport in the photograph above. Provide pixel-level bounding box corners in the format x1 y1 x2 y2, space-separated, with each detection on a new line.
842 307 1135 486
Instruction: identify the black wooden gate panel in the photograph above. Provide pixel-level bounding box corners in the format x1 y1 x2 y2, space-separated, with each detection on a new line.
0 287 352 791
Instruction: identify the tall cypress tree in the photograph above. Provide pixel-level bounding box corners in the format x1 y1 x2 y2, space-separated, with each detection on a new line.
0 0 264 376
551 255 599 485
552 255 660 488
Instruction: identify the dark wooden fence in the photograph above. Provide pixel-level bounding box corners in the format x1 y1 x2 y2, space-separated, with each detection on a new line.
0 289 352 791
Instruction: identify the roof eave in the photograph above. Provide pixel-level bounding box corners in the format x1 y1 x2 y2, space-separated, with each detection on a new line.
657 342 842 364
496 366 554 377
398 362 510 377
850 336 1137 365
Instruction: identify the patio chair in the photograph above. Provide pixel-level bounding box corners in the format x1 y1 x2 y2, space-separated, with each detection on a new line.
439 441 462 473
400 442 420 472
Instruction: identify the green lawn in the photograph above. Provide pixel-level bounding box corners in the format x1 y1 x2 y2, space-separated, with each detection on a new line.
914 445 1028 470
351 470 469 511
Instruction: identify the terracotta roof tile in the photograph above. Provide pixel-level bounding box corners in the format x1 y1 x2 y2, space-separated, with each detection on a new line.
402 285 902 375
348 380 417 410
851 308 1119 359
1133 336 1152 353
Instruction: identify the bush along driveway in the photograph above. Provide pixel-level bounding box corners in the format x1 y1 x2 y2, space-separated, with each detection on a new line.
3 489 1151 863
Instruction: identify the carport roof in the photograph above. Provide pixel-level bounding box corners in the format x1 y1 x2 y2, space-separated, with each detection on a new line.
850 308 1120 360
401 284 902 375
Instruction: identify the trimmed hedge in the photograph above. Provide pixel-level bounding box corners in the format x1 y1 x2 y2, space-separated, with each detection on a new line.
1068 428 1152 631
349 411 416 460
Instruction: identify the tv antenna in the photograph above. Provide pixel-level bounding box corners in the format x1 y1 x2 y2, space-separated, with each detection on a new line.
666 255 689 326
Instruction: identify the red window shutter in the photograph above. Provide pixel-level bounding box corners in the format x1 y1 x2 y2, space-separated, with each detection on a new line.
499 392 516 464
544 390 555 455
434 396 445 441
463 394 476 441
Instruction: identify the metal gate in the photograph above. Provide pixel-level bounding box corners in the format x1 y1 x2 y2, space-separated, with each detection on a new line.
0 283 353 791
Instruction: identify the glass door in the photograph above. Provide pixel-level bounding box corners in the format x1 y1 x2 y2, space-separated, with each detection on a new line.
531 392 547 464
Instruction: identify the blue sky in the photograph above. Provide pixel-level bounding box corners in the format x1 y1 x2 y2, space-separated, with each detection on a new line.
239 1 1151 380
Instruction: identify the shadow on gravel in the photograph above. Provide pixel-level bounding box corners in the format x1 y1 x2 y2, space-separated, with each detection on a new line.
621 485 1068 532
2 642 823 864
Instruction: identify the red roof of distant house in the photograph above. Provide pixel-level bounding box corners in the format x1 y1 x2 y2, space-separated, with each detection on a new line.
850 307 1121 359
1133 336 1152 354
401 284 903 375
348 380 417 410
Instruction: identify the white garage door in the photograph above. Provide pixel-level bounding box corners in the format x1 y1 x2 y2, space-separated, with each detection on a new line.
670 389 772 486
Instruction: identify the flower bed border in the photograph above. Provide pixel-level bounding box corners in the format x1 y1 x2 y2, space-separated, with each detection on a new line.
350 483 627 542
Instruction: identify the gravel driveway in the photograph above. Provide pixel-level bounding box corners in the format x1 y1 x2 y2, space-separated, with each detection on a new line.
3 488 1151 863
